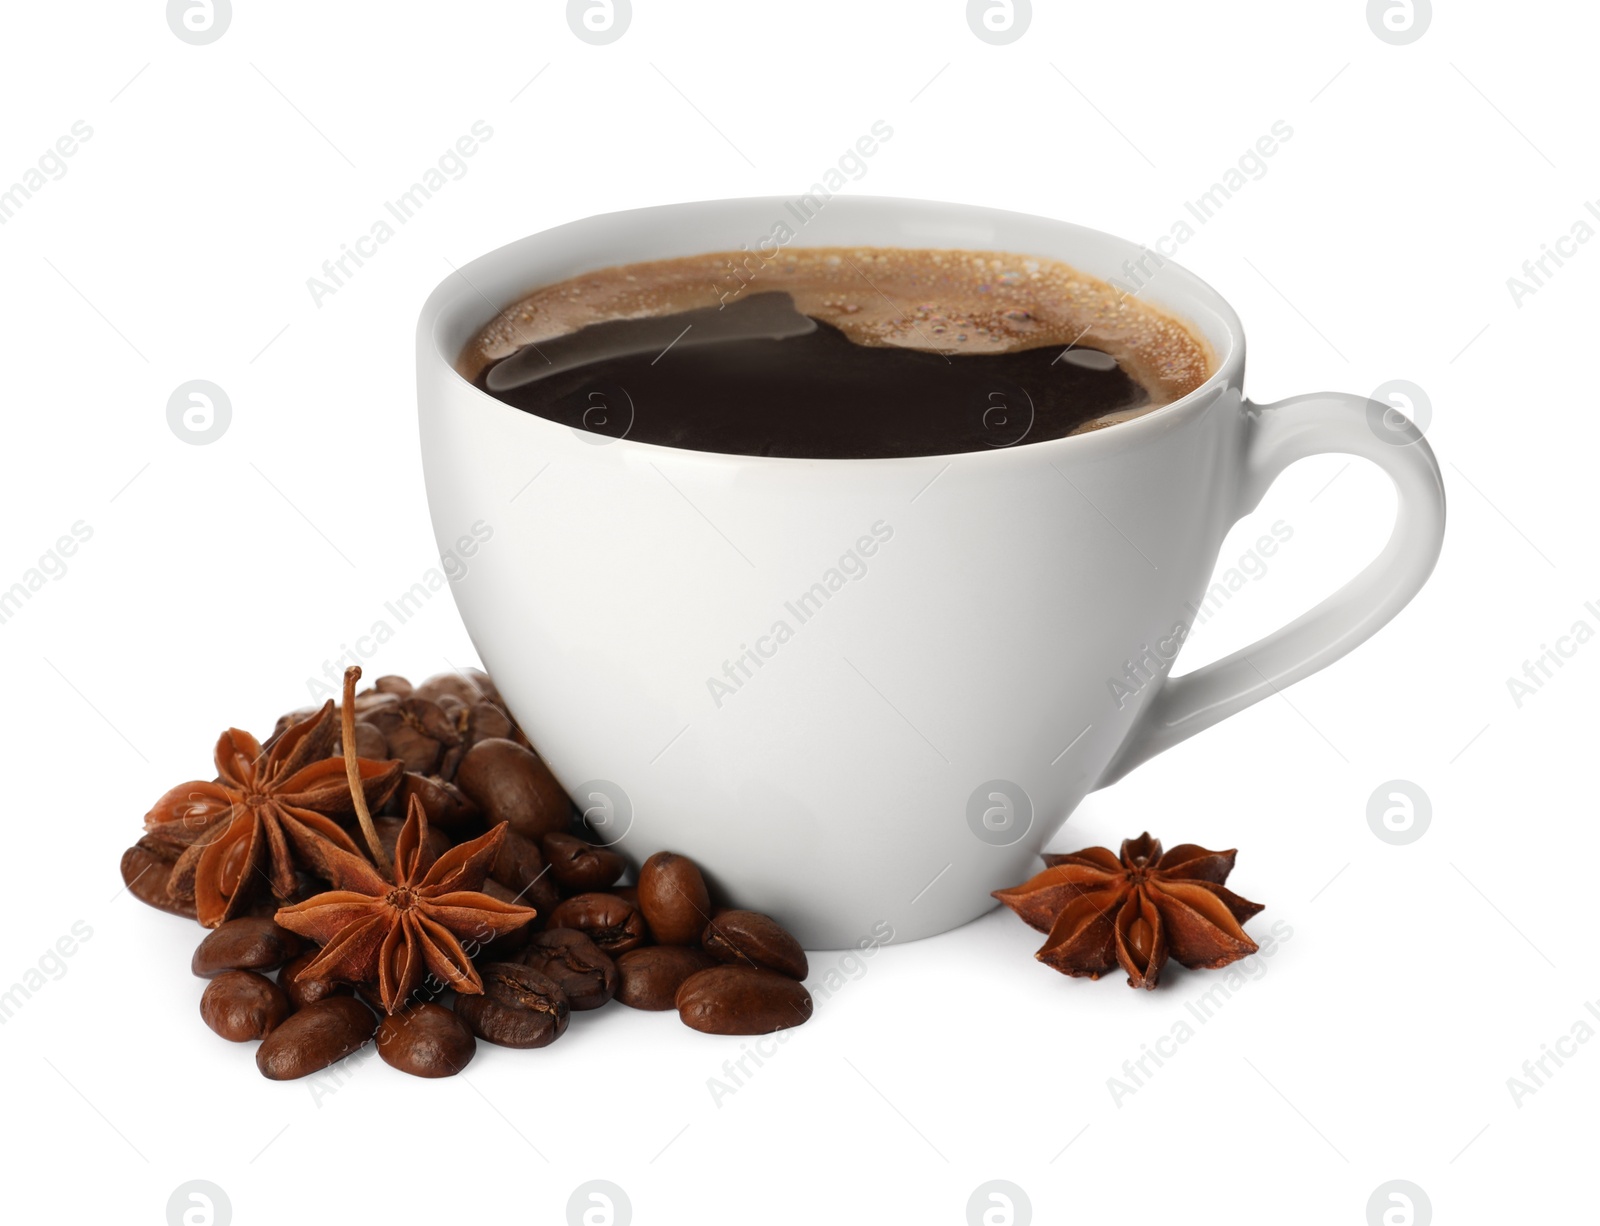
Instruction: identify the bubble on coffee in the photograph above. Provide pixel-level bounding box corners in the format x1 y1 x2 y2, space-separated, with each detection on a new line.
460 247 1215 459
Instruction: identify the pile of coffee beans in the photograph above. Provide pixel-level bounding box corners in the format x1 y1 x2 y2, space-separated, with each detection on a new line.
130 671 815 1082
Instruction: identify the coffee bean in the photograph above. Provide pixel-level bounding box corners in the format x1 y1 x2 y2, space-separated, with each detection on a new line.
638 851 711 946
372 675 413 695
192 917 304 978
402 772 480 832
464 700 514 747
617 946 716 1011
437 743 466 782
338 720 390 761
256 997 377 1080
413 670 488 707
120 840 197 920
541 832 626 893
455 738 570 839
472 880 538 958
701 910 808 979
676 967 813 1035
200 970 290 1041
518 928 618 1009
546 893 648 955
454 963 570 1048
376 1003 476 1078
277 951 352 1012
489 829 561 916
368 707 445 775
610 884 640 908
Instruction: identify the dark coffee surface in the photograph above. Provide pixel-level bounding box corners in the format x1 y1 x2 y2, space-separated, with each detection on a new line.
475 292 1153 459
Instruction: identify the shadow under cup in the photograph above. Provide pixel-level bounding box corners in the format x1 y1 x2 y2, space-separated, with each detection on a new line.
417 197 1332 949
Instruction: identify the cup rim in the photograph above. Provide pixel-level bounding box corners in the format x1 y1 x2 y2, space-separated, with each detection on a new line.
418 195 1247 465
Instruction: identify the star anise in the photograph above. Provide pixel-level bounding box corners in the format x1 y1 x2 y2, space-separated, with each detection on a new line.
993 833 1263 990
143 701 404 928
273 796 538 1014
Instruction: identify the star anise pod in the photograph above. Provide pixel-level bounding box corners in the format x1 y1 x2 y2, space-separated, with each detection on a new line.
273 796 538 1014
993 833 1263 990
143 702 404 928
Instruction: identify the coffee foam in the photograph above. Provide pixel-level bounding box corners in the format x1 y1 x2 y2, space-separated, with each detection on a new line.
458 246 1215 406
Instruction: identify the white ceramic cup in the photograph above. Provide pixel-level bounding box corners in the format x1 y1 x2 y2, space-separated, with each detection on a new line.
417 196 1446 949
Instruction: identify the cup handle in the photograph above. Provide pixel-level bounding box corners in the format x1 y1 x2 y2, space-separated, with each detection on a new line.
1096 391 1446 788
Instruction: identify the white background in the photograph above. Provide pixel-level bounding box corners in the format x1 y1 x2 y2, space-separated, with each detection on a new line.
1 2 1593 1223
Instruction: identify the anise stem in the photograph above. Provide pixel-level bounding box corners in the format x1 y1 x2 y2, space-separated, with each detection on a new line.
342 665 393 878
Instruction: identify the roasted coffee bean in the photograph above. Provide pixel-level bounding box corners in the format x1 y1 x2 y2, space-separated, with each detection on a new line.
120 840 197 919
377 720 439 773
547 892 648 955
376 1003 476 1078
337 720 390 761
454 963 570 1048
257 997 377 1080
464 700 514 747
409 696 462 745
367 697 459 775
401 772 480 832
277 951 352 1012
701 909 808 980
413 670 489 707
489 829 561 916
638 851 711 946
610 884 640 908
518 928 618 1010
617 946 716 1011
201 970 290 1041
479 880 539 956
437 743 466 782
372 675 414 695
455 738 570 839
192 917 304 978
542 833 626 893
676 967 813 1035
